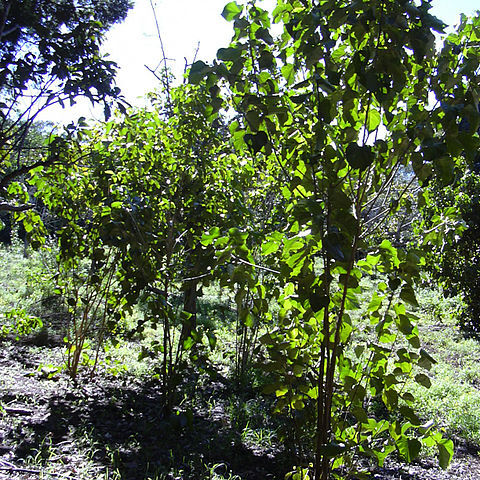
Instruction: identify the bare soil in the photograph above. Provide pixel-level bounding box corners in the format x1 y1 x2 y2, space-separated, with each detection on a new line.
0 340 479 480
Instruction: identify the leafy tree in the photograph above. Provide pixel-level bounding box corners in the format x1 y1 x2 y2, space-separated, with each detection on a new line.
37 83 253 401
193 1 480 478
420 169 480 334
0 0 132 214
414 12 480 336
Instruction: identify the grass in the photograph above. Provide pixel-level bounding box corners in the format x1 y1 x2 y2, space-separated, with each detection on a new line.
2 240 480 478
405 285 480 445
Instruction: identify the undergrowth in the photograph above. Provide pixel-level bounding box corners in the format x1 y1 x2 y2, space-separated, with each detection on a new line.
1 242 480 478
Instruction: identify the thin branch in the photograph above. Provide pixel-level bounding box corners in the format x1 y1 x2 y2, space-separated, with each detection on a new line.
178 272 210 283
0 0 13 40
363 175 417 237
184 41 201 79
0 156 58 192
232 255 280 274
148 0 171 105
0 202 35 212
0 465 75 478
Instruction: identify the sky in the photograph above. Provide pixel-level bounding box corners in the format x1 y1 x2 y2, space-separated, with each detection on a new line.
43 0 480 124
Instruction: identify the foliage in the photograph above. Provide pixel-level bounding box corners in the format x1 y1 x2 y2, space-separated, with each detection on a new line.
408 285 480 445
3 0 478 478
0 0 131 215
1 307 43 338
36 83 252 408
420 168 480 335
191 0 480 478
56 247 122 380
414 13 480 334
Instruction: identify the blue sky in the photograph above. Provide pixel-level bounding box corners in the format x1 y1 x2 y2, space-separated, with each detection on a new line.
44 0 480 123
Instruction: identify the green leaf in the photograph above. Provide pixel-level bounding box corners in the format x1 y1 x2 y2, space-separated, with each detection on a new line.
400 405 421 425
309 292 329 312
245 110 262 131
438 439 454 469
221 2 243 21
382 388 398 410
281 64 295 85
255 27 274 45
189 60 210 84
258 50 275 70
415 373 431 388
400 285 419 307
261 239 280 255
352 406 368 424
317 443 347 457
183 336 195 351
434 155 455 185
206 332 217 351
345 143 374 171
244 131 269 154
201 227 221 246
275 385 289 397
217 47 242 62
397 437 422 463
418 349 436 371
367 109 381 132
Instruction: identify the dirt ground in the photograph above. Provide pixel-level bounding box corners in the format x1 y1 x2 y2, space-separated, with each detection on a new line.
0 341 479 480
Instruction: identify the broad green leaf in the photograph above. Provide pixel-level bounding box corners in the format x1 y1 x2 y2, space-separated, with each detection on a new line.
281 64 295 85
400 286 419 307
255 27 274 45
415 373 432 388
438 439 454 469
189 60 209 84
217 47 242 62
309 292 329 312
396 437 422 463
345 143 374 171
418 349 436 371
244 131 269 153
275 385 289 397
201 227 221 246
367 109 381 132
317 443 347 457
183 336 195 351
261 239 280 255
221 2 243 21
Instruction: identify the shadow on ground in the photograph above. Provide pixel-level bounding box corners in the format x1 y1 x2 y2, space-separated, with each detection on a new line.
2 345 289 479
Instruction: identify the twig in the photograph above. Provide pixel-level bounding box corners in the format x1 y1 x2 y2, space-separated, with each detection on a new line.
0 203 35 212
178 272 210 283
0 465 75 478
3 406 33 415
148 0 171 105
232 255 280 274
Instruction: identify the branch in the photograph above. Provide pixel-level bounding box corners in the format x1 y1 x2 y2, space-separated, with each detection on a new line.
0 465 75 479
0 156 57 192
0 1 12 40
148 0 171 106
3 405 33 415
0 202 34 212
232 255 280 274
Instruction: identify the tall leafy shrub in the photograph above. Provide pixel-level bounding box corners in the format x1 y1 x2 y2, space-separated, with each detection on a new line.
193 1 480 478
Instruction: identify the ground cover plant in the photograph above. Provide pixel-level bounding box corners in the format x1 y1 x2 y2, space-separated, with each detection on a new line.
1 0 480 479
1 245 480 480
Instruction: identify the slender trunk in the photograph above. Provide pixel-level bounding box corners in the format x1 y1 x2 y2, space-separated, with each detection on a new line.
180 246 200 342
181 278 198 339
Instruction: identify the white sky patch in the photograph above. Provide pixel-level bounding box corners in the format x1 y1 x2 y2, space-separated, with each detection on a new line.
39 0 479 124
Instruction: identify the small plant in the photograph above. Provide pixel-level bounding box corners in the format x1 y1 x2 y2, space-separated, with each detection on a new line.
1 308 43 339
36 362 63 379
56 247 123 381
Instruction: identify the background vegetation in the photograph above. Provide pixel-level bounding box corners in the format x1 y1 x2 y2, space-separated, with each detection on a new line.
1 0 480 479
